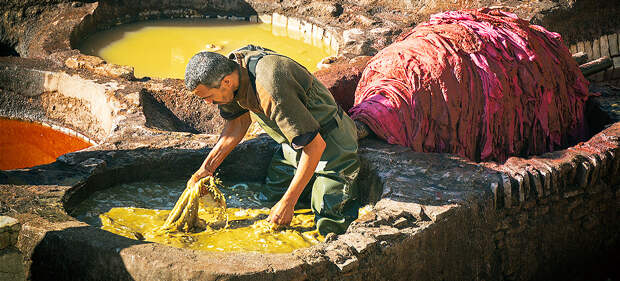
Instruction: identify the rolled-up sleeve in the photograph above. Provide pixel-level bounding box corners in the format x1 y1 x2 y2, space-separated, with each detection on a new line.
218 102 249 120
255 59 320 147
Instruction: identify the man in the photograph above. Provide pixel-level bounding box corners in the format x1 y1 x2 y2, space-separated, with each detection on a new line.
184 46 360 235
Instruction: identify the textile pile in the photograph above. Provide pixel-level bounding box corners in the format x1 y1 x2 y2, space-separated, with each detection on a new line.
350 8 592 162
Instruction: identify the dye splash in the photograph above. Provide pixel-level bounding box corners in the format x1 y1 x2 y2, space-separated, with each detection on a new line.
0 118 91 170
78 19 335 78
72 178 324 253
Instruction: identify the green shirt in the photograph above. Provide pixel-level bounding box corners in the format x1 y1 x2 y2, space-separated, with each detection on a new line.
219 49 340 148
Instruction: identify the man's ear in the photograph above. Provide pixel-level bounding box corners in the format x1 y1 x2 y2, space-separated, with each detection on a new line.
222 74 232 88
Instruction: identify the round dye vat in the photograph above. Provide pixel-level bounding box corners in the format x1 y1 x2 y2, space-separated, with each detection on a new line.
0 118 92 170
78 19 336 78
71 178 324 253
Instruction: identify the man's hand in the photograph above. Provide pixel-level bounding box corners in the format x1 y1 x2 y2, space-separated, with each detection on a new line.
268 198 295 225
267 133 326 226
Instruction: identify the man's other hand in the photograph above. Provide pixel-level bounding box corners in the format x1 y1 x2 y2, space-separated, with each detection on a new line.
268 199 295 226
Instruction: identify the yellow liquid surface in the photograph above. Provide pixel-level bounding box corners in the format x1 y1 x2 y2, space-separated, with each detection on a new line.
78 19 335 78
72 179 324 253
100 207 321 253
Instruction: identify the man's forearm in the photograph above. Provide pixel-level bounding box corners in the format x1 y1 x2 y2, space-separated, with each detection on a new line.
196 113 251 177
282 133 326 204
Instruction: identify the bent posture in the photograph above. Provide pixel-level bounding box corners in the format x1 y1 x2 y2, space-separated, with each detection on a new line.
184 46 360 235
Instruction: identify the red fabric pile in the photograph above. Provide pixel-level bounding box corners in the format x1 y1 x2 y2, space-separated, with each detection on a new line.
349 8 592 162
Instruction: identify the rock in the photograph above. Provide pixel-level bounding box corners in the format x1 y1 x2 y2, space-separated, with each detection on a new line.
308 2 343 17
64 54 105 70
343 28 365 45
0 216 20 250
65 54 135 80
314 56 371 111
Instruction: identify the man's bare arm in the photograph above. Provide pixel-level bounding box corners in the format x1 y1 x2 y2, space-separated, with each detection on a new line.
194 112 251 179
268 132 326 225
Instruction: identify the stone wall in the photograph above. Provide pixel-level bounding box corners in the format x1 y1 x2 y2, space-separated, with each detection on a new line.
481 118 620 280
567 33 620 85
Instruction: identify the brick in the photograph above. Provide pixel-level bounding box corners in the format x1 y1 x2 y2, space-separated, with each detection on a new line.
585 40 593 61
610 33 619 56
593 38 601 59
272 13 286 27
526 168 544 199
312 25 324 41
600 34 611 58
577 41 585 53
570 44 577 54
613 56 620 68
500 173 513 208
258 14 271 24
287 17 301 33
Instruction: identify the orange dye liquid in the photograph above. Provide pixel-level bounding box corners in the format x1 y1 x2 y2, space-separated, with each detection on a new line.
0 118 92 170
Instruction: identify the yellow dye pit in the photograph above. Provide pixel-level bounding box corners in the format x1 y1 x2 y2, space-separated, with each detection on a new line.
100 207 322 253
72 178 324 253
78 19 336 79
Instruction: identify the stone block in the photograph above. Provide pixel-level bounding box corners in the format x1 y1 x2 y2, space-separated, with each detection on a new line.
228 15 245 21
585 40 593 60
272 13 286 27
577 41 585 53
526 167 543 199
613 56 620 68
0 216 20 250
422 204 457 222
500 173 514 208
338 232 377 254
600 34 611 58
312 25 324 42
593 38 601 59
287 17 301 33
323 31 333 47
330 36 339 54
575 161 591 188
490 182 501 209
609 33 619 57
343 28 364 45
258 14 271 24
374 199 426 222
301 21 312 39
569 44 577 54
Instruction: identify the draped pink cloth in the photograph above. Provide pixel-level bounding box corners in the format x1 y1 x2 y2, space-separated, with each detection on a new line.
349 8 592 162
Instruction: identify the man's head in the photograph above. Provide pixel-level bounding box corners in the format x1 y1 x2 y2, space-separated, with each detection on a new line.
185 52 239 104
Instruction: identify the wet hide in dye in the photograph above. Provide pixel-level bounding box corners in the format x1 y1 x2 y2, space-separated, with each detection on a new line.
349 8 592 162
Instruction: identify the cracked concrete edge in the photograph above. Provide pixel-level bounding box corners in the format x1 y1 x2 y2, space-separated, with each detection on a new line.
483 121 620 211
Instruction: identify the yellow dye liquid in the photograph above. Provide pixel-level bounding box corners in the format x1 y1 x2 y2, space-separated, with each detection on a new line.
72 179 324 253
78 19 336 78
100 207 322 253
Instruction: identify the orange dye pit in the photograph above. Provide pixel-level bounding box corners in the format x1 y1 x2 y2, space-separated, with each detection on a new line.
0 118 92 170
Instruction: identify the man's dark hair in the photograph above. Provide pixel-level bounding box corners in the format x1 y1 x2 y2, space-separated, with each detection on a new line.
185 52 238 90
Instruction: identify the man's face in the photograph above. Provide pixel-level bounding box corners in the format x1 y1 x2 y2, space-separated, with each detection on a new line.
192 81 234 105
